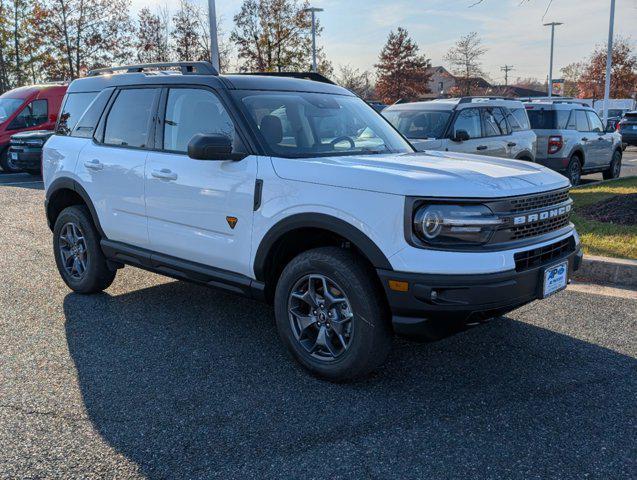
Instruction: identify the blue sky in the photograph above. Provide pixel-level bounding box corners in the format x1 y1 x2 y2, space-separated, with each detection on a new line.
131 0 637 83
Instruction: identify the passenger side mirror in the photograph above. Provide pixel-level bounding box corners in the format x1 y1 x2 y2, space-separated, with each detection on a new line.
187 134 245 161
452 130 470 142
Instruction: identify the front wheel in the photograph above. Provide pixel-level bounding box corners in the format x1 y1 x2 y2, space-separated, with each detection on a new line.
603 150 622 180
274 247 392 381
0 148 20 173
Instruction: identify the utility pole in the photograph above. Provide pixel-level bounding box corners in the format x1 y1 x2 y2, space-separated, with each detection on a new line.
207 0 220 72
303 7 324 72
543 22 563 97
602 0 615 125
500 65 514 86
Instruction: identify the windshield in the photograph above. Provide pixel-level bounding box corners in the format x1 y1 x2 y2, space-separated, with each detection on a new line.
383 109 451 139
0 98 25 123
234 91 413 157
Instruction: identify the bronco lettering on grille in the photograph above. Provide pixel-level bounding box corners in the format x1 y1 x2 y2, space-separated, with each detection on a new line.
513 204 571 226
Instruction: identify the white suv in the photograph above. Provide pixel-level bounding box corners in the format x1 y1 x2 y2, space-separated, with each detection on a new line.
383 97 537 161
43 63 582 380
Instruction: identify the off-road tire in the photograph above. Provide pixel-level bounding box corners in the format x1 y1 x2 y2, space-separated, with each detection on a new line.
602 150 622 180
566 155 582 186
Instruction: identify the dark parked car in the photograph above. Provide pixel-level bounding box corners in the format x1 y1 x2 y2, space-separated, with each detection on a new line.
8 130 53 175
618 111 637 147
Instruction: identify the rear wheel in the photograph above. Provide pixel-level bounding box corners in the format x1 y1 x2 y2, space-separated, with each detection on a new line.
53 205 116 293
274 247 392 381
0 147 20 173
603 150 622 180
566 155 582 186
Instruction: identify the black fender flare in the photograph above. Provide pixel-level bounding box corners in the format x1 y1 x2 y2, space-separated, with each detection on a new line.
253 213 393 280
568 147 586 166
46 177 106 238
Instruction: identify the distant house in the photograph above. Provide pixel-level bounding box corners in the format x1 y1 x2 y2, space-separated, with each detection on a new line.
486 85 548 98
421 66 492 99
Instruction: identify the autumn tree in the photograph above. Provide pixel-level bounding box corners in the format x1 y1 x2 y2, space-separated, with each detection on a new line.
231 0 331 74
560 62 584 97
42 0 134 79
444 31 487 95
577 37 637 100
136 7 170 64
336 65 374 99
374 27 431 104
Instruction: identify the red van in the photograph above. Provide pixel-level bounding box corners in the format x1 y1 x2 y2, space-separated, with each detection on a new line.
0 83 67 172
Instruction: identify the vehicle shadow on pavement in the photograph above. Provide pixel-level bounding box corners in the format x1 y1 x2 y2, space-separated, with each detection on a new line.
63 281 636 480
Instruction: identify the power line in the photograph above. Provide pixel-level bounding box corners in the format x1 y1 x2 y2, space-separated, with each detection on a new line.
500 65 515 86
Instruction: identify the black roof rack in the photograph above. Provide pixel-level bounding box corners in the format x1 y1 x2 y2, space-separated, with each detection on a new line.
87 62 218 77
231 71 335 85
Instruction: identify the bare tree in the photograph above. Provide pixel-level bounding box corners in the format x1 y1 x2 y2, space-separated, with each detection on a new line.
42 0 134 79
444 31 487 95
135 7 170 64
336 65 375 99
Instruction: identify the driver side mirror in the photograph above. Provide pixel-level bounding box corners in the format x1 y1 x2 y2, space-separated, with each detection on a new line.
187 134 246 161
452 129 470 142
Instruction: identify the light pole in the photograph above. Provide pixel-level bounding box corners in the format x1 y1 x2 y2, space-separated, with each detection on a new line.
303 7 324 72
543 21 563 97
602 0 616 125
207 0 220 72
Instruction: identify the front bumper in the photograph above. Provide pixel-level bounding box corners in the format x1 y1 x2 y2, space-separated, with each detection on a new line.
378 245 583 337
8 146 42 170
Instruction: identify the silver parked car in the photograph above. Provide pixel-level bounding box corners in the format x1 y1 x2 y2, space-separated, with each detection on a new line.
525 100 623 185
383 97 537 162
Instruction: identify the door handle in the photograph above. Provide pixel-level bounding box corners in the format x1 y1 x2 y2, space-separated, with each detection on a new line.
476 145 488 151
84 159 103 170
581 137 589 142
151 168 178 181
507 142 517 147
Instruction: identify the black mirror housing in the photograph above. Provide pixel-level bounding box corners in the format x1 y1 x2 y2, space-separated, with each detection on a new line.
452 130 470 142
187 133 243 161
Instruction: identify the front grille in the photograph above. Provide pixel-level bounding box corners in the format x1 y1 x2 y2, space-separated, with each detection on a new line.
510 215 571 240
514 237 575 271
509 189 570 213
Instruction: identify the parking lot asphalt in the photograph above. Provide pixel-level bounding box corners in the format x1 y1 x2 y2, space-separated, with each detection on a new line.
1 171 636 479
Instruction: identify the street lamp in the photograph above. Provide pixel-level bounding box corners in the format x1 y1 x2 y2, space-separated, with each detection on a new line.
303 7 324 72
543 21 563 97
207 0 220 72
602 0 616 125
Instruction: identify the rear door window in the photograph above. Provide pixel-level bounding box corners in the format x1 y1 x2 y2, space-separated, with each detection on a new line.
481 107 509 136
506 108 530 131
574 110 590 132
586 111 604 132
56 92 98 135
452 108 482 139
103 89 158 148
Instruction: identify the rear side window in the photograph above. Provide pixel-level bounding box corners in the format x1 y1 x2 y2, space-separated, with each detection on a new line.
507 108 530 131
527 109 570 130
56 92 98 135
574 110 590 132
8 99 48 129
71 89 114 139
453 108 482 139
103 89 158 148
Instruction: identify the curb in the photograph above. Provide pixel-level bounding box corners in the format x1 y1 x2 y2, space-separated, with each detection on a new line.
573 254 637 289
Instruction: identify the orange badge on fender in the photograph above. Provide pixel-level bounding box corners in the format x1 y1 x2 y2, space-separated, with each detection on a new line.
226 216 238 229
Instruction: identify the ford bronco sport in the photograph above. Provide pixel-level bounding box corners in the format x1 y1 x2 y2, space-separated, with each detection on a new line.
43 62 582 380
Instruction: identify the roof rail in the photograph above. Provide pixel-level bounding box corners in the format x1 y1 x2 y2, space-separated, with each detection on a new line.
458 96 514 103
523 98 589 106
87 62 218 77
231 71 335 85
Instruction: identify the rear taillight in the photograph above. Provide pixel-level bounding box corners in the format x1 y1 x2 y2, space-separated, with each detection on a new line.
548 135 563 154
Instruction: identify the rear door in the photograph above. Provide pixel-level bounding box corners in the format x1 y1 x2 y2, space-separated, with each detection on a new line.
479 107 509 158
573 109 599 166
78 87 160 247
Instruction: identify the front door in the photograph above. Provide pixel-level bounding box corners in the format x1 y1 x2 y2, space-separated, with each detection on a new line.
448 107 485 155
145 87 257 277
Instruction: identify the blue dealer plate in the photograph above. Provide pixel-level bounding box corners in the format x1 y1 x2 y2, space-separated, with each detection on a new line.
542 261 568 298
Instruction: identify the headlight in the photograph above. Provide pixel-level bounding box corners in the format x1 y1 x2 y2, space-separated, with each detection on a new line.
413 204 503 246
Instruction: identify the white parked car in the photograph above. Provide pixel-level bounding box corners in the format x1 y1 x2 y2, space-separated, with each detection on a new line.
383 97 537 162
43 63 582 380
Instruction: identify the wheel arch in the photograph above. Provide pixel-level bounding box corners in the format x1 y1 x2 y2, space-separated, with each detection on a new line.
569 147 585 166
253 214 392 297
46 178 105 238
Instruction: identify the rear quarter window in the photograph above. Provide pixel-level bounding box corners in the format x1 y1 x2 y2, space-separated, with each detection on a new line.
56 92 99 136
507 108 531 131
